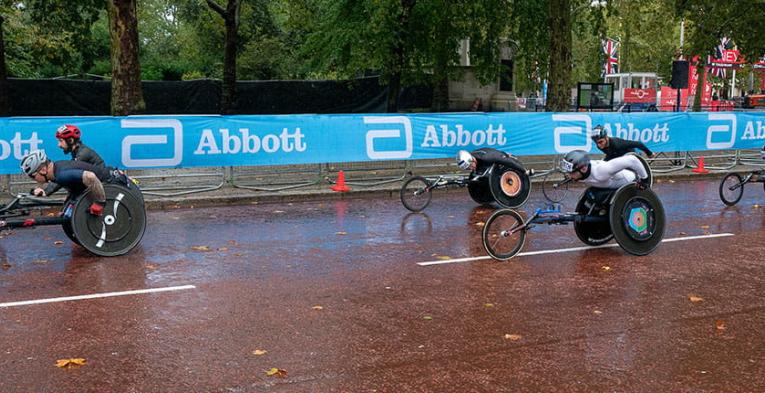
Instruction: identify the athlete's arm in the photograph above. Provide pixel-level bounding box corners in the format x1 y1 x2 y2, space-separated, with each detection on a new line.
82 171 106 202
598 155 648 179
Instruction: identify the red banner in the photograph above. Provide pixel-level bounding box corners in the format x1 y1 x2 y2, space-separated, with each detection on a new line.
659 86 688 111
623 88 656 104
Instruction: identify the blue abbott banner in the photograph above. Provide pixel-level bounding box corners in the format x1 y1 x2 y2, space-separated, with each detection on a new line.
0 112 764 174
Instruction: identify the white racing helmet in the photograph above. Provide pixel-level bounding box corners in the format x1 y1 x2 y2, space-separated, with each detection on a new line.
20 150 47 176
456 150 475 170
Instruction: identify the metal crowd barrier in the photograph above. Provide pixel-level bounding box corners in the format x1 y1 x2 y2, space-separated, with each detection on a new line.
326 160 410 187
231 163 323 192
646 152 687 173
685 150 738 171
5 148 765 201
129 167 226 197
736 149 765 167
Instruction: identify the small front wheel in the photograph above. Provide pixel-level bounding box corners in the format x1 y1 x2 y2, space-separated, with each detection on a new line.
542 170 569 203
482 209 527 260
400 176 433 212
719 173 744 206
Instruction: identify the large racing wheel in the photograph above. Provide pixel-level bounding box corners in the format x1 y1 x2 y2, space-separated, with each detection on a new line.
489 160 531 208
609 184 665 256
573 188 614 246
70 183 147 256
467 178 494 205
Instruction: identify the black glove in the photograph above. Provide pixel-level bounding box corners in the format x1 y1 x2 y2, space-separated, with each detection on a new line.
635 178 649 190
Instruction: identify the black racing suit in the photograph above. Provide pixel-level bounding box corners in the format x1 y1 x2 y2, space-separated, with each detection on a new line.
44 143 106 196
52 160 112 200
470 147 526 176
599 137 653 161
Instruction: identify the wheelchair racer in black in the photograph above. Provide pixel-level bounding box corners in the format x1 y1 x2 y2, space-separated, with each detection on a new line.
591 125 655 161
43 124 106 197
456 148 533 177
21 150 120 216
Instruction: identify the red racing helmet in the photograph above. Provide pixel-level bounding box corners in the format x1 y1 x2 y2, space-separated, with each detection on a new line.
56 124 82 140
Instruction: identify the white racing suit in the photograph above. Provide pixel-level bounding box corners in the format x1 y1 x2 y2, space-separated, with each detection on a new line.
581 155 648 189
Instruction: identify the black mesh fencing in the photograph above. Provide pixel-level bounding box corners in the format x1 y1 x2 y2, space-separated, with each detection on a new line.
6 76 432 116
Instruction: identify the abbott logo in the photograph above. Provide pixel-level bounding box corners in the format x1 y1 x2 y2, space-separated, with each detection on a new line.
364 116 413 159
706 114 737 149
552 114 592 153
121 119 183 167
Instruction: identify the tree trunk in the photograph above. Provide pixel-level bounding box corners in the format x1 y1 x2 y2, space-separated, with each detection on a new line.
207 0 238 115
430 13 450 112
108 0 145 116
222 1 238 114
387 0 416 113
0 15 10 116
431 75 449 112
387 72 402 113
547 0 572 112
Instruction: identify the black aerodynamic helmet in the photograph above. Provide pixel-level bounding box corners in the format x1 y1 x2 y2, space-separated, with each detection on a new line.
590 125 608 141
560 150 591 174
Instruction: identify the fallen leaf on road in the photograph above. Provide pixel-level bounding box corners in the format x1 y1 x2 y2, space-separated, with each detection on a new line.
191 245 211 252
484 303 494 308
754 204 761 209
253 349 267 356
273 210 286 214
601 266 611 271
335 231 347 235
593 310 603 315
1 262 11 270
53 241 64 245
436 256 451 260
312 305 323 310
265 368 287 377
475 222 485 227
504 334 522 341
33 259 49 265
217 247 228 252
423 316 433 320
145 264 157 271
700 225 710 229
688 295 704 303
55 358 86 368
668 180 676 183
715 320 726 331
679 232 687 236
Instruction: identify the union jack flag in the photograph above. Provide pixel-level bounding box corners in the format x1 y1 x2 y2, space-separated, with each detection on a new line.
710 37 733 78
602 39 619 75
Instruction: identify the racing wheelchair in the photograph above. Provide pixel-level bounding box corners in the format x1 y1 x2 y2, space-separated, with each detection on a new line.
400 157 531 212
718 170 765 206
0 181 146 257
482 154 663 260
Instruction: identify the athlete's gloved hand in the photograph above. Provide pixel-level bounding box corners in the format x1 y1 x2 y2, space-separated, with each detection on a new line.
31 188 46 197
89 201 105 216
635 178 649 190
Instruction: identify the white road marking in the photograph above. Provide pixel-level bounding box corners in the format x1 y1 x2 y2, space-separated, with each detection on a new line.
0 284 197 308
417 233 735 266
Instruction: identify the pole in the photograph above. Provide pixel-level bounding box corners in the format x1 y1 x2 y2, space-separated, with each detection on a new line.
676 89 681 112
731 68 737 97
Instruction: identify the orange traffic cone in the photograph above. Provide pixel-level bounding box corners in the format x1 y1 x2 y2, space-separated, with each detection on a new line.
331 170 351 192
692 156 710 174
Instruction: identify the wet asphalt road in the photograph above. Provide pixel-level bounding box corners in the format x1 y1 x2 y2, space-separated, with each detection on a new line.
1 177 764 392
